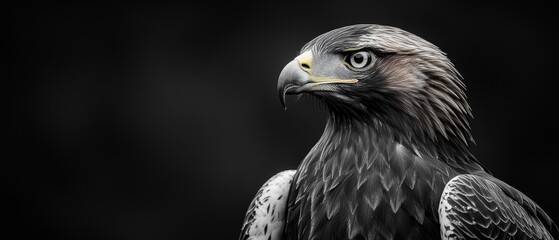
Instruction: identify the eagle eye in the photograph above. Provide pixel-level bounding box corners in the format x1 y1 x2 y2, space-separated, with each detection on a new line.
344 51 374 70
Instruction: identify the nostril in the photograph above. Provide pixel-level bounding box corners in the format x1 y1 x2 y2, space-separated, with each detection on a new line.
301 63 310 70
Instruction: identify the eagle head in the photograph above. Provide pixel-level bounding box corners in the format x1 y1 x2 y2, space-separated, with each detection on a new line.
278 24 473 150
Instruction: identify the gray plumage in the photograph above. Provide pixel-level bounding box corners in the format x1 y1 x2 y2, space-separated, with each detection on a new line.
440 175 554 239
240 24 558 240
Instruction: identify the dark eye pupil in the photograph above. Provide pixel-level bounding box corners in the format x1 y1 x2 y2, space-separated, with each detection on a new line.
353 54 364 63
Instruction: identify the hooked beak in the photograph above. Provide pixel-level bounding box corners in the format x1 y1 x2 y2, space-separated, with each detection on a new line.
277 51 358 109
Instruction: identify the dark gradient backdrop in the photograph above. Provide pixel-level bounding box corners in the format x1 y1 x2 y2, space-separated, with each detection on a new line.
8 2 558 239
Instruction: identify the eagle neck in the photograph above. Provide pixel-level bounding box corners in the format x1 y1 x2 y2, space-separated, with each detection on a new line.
308 112 486 174
305 114 396 168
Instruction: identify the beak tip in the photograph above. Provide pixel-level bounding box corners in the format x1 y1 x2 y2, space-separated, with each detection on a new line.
279 91 287 110
278 59 309 111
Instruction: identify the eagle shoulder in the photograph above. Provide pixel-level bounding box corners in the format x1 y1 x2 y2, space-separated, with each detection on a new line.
240 170 295 240
438 174 557 240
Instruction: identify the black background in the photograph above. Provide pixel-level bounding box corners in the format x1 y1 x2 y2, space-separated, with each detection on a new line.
8 1 558 239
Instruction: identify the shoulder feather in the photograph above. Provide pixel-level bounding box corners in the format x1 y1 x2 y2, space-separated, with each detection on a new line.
240 170 296 240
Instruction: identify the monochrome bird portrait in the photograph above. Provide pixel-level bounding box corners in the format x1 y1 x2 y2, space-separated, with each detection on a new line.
239 24 558 240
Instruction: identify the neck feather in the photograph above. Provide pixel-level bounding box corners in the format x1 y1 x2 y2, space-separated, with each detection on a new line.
313 112 486 174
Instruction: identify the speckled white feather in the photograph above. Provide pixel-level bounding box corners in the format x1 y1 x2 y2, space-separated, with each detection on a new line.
439 175 459 240
241 170 295 240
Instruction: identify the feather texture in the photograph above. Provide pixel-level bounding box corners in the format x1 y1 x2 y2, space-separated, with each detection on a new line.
439 175 557 239
284 119 453 240
240 170 295 240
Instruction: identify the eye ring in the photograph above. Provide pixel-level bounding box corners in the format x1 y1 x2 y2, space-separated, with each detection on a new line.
344 51 374 70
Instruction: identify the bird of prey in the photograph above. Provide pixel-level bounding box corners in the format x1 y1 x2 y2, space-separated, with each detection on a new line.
239 24 558 240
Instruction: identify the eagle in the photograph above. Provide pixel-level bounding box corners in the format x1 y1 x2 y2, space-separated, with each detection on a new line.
239 24 558 240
